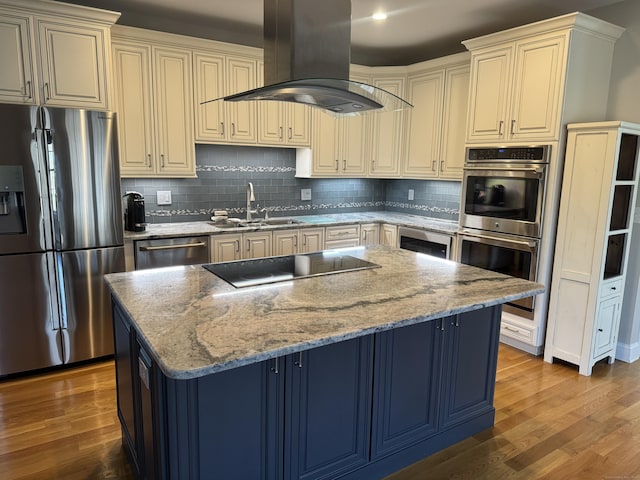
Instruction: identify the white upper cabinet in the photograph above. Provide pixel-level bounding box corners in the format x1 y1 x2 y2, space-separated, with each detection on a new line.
463 13 625 144
112 29 195 178
0 12 35 103
466 36 565 143
194 52 259 144
0 0 118 108
257 61 311 147
368 74 406 178
404 53 470 180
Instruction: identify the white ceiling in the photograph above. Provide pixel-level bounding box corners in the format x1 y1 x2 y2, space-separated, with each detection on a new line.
60 0 625 65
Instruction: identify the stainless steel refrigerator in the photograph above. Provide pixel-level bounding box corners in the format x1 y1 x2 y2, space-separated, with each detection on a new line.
0 104 124 376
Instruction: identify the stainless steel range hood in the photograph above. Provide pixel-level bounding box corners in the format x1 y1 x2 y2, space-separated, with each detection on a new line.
207 0 412 116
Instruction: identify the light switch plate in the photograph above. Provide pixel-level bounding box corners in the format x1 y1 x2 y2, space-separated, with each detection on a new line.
301 189 312 201
408 189 415 201
157 190 172 205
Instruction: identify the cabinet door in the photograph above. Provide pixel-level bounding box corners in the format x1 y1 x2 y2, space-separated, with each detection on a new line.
509 35 566 141
0 12 36 104
37 20 108 108
273 229 299 256
194 52 226 141
360 223 380 246
113 302 139 473
404 71 444 178
112 42 155 176
311 109 341 176
439 307 500 430
300 228 324 253
153 46 195 177
466 46 512 143
211 234 242 262
258 101 286 145
340 114 369 176
380 224 398 247
285 337 373 480
197 359 283 480
225 56 258 143
593 295 621 358
369 77 404 177
439 65 470 180
287 103 311 146
244 231 272 259
371 322 441 458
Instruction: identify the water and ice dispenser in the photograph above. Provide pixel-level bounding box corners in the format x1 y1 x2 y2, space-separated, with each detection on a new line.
0 165 27 235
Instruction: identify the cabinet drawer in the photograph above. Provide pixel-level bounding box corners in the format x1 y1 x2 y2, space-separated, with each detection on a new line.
500 321 534 343
325 239 360 250
600 279 623 298
325 225 360 241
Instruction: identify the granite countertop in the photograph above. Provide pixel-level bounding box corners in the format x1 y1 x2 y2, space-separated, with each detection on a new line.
105 246 543 380
123 212 460 240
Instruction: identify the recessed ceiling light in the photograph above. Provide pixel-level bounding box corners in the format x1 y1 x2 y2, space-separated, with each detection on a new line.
372 11 387 21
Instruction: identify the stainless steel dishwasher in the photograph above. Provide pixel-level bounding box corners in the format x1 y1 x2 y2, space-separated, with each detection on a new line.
134 236 210 270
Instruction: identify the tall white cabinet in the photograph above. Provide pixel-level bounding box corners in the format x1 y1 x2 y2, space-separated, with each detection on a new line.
545 122 640 375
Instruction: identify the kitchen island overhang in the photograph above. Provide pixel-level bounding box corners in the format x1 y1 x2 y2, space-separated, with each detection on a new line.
106 246 543 380
106 246 543 480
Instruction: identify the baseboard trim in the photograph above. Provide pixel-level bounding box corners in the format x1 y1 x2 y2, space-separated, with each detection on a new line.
616 341 640 363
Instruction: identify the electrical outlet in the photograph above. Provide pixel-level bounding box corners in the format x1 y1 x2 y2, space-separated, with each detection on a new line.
157 190 172 206
408 189 414 201
301 188 312 201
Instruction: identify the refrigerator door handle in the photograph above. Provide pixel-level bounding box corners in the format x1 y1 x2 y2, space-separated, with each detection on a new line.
52 252 68 330
43 127 63 249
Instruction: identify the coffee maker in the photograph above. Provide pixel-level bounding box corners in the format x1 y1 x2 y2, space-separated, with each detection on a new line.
123 191 146 232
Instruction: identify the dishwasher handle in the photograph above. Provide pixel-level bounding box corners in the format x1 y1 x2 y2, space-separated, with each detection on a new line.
139 242 207 252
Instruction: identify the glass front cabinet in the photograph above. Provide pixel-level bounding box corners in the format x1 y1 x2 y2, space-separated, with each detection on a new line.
545 122 640 375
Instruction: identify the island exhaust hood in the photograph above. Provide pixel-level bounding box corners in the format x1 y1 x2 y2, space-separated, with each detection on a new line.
206 0 412 116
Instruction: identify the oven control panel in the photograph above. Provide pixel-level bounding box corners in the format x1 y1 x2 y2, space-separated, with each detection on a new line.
466 146 550 162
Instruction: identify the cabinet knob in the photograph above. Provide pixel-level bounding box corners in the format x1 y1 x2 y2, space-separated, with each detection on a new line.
25 81 32 99
598 328 604 332
220 122 225 136
498 120 504 136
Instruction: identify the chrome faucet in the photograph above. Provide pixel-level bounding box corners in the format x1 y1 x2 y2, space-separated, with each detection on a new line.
246 182 256 221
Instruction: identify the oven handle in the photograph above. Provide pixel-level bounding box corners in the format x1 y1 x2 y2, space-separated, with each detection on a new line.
463 165 545 175
459 231 537 251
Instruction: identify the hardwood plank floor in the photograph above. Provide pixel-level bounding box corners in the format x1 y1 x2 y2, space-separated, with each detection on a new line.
1 345 639 479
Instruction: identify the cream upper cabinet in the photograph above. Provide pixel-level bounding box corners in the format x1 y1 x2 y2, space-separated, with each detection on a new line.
0 11 35 104
112 30 195 178
0 1 118 108
465 36 565 143
258 101 311 146
153 47 195 176
463 13 624 144
404 54 470 180
368 74 405 178
257 61 311 147
545 122 640 376
194 52 258 144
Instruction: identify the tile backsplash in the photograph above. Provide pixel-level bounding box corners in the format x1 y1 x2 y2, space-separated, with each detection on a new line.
120 144 460 223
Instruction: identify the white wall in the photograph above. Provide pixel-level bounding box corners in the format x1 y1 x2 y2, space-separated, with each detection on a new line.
588 0 640 361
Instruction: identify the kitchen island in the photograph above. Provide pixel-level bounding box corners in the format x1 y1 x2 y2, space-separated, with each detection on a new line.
105 246 543 480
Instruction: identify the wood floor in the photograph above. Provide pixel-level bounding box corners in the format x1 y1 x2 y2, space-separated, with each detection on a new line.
1 345 639 480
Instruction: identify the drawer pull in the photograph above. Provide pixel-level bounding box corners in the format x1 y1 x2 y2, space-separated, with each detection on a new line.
140 242 206 251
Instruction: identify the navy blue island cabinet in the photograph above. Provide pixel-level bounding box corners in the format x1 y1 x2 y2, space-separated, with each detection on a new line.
112 300 501 480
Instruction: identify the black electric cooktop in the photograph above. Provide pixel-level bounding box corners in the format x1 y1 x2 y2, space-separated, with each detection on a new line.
202 252 380 288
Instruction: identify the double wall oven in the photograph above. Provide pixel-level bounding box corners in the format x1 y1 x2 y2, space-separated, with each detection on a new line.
458 146 550 320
